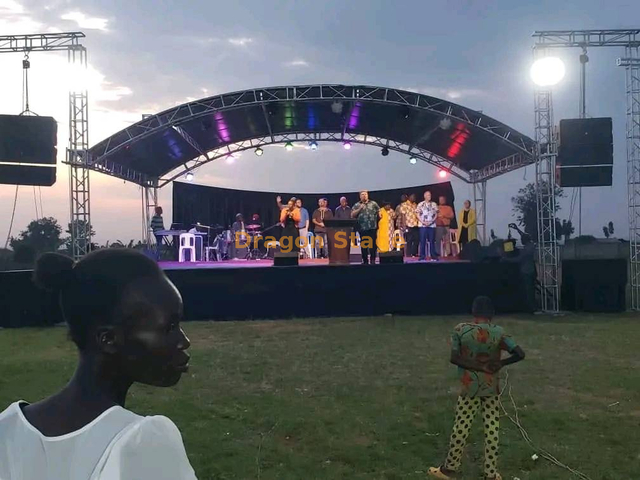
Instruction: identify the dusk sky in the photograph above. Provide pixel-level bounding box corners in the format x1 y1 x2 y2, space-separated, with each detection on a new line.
1 0 638 245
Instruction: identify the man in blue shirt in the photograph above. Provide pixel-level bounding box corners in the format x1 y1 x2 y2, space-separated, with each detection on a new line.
296 198 311 259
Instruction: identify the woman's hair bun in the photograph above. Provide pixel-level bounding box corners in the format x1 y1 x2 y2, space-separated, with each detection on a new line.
33 253 76 291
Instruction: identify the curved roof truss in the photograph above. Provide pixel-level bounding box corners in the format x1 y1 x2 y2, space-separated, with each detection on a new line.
86 85 537 187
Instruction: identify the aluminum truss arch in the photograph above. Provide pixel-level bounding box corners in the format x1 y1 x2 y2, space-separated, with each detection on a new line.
88 84 537 183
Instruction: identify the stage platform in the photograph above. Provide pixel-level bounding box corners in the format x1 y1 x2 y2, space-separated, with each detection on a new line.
161 257 526 321
0 257 526 327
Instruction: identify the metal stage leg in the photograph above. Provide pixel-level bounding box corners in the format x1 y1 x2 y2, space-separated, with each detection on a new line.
621 47 640 310
142 184 159 249
473 180 487 245
534 81 560 313
68 46 91 259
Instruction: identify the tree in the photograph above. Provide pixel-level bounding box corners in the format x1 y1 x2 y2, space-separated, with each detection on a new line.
511 182 564 241
63 220 97 255
10 217 64 257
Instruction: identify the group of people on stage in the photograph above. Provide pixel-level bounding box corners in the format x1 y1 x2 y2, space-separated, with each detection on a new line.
275 190 478 264
150 191 478 264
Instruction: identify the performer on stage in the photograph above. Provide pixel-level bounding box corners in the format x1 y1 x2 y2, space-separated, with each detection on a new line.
312 198 333 259
231 213 248 259
457 200 477 247
376 202 396 253
399 194 419 257
296 199 312 259
428 296 525 480
435 196 455 257
150 206 165 249
334 196 352 220
417 191 438 261
248 213 263 230
351 190 380 265
279 197 301 253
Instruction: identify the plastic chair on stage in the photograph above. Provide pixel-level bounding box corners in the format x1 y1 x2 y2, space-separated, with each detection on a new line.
449 229 460 257
179 233 196 263
308 232 315 259
393 229 405 252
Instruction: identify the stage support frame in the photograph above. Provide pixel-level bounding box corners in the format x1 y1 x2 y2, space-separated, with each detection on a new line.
0 32 90 259
533 29 640 312
618 53 640 309
142 184 159 248
473 180 487 245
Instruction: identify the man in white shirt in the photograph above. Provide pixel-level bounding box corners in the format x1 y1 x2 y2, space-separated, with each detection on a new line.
416 190 439 261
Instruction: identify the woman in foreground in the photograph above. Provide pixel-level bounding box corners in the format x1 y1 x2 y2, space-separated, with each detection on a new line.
0 249 197 479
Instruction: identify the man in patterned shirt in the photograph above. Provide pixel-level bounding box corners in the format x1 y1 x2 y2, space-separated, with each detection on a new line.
428 296 525 480
398 194 419 257
351 190 380 265
416 191 438 261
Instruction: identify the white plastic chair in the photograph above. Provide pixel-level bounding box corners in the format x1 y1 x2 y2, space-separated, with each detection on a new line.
179 233 196 262
308 232 316 259
393 229 405 252
449 229 460 257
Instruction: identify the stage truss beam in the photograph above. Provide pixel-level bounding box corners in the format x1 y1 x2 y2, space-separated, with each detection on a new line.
0 32 91 259
158 132 475 187
90 85 536 171
142 184 159 248
473 181 487 245
533 29 640 312
618 53 640 309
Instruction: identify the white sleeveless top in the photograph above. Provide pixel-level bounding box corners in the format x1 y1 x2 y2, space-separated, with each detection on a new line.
0 401 197 480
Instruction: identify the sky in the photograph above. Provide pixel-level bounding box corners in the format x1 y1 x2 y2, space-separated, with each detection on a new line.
1 0 638 245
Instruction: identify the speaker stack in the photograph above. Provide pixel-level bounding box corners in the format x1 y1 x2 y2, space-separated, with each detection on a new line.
557 117 613 188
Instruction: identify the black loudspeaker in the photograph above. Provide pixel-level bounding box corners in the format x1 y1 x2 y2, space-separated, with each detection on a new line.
0 115 57 164
379 251 404 264
556 165 613 188
459 240 484 262
557 117 613 187
273 252 299 267
0 115 58 186
561 259 627 312
0 164 56 186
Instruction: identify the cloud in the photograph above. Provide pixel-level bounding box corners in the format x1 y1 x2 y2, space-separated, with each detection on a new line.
0 0 44 32
60 11 108 31
227 37 253 47
284 59 309 67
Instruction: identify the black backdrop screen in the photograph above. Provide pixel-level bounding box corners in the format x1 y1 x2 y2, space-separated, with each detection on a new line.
172 181 457 231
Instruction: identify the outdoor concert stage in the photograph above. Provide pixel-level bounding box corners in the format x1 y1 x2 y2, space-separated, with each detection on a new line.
0 257 526 328
161 258 526 321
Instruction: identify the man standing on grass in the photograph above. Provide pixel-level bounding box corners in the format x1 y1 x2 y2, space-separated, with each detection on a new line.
428 296 525 480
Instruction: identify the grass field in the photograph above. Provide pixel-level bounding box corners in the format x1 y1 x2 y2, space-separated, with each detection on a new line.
1 314 639 480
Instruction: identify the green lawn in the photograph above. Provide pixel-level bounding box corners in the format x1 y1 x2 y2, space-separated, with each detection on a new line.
1 314 639 480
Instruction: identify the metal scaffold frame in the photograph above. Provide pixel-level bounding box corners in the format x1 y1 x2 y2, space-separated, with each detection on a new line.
618 52 640 309
473 180 487 245
533 29 640 312
0 32 90 259
142 184 158 248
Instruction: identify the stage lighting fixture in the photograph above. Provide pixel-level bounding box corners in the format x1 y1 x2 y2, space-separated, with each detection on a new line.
439 169 447 178
343 141 352 150
225 154 235 164
381 147 389 157
530 57 565 87
254 147 264 156
309 141 318 151
409 157 417 165
285 142 294 151
185 172 194 181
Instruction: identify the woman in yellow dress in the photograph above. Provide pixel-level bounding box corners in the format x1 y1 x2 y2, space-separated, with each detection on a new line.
377 202 396 253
